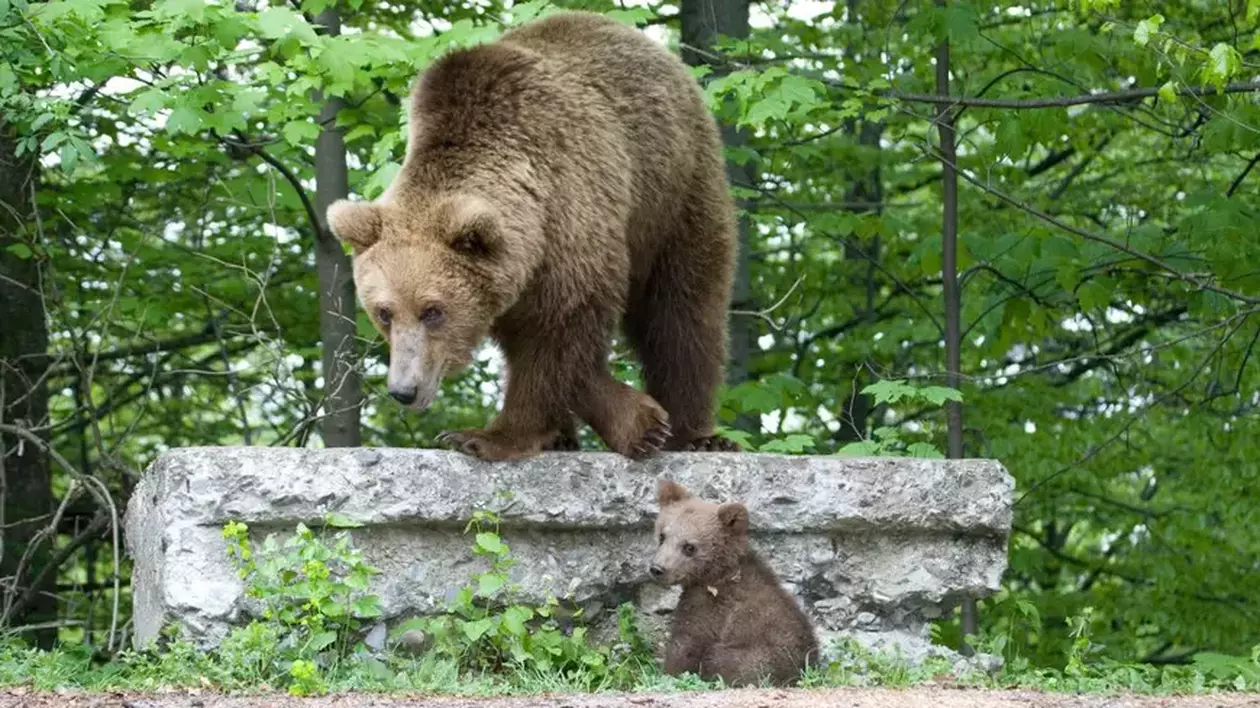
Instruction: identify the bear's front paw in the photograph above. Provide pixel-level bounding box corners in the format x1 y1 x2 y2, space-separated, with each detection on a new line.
620 397 672 460
436 429 539 461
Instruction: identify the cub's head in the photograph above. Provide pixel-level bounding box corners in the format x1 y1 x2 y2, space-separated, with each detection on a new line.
649 480 750 587
326 193 515 411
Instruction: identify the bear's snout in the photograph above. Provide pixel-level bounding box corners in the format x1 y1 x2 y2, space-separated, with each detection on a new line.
389 386 418 405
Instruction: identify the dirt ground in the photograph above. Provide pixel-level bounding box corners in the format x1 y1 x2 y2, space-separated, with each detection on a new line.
2 688 1259 708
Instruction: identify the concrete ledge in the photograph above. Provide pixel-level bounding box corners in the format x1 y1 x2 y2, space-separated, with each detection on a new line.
124 448 1014 662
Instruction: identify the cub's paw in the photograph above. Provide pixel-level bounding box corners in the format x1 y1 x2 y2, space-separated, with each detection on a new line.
436 429 539 461
678 435 741 452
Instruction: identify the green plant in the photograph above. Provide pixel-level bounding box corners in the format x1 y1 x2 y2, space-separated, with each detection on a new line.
1192 646 1260 691
220 515 384 694
838 380 963 458
391 509 653 688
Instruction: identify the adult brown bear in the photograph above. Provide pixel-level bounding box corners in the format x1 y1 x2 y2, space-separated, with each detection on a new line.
327 11 739 461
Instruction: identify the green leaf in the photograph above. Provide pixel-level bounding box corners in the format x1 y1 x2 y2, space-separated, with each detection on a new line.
41 132 67 152
29 113 54 132
324 512 363 529
282 120 320 147
1202 43 1242 92
906 442 945 459
129 88 167 115
606 7 653 26
166 106 203 135
744 96 789 127
309 630 337 652
838 440 882 457
502 606 532 636
918 386 964 405
475 532 505 556
153 0 206 23
344 125 375 143
476 571 505 598
461 618 494 642
715 427 754 450
776 75 820 107
6 244 33 260
943 2 980 44
258 7 319 44
1076 280 1108 311
861 379 917 405
1158 80 1178 104
363 162 400 199
1133 14 1163 47
352 596 382 618
759 434 816 454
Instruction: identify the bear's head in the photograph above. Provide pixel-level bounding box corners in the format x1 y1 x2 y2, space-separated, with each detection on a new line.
326 192 521 411
649 480 750 587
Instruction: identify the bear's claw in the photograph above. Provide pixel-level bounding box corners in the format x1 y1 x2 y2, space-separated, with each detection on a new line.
630 417 672 459
680 435 741 452
436 430 487 457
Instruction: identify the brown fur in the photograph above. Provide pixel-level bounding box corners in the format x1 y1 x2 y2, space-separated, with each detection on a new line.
650 480 820 687
325 12 740 461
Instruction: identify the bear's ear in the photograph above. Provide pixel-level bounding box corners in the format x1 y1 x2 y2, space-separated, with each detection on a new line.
657 479 691 507
448 216 500 258
716 503 749 535
327 200 382 255
445 196 501 258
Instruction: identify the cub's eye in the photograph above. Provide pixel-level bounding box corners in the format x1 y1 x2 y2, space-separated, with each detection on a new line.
377 307 392 326
658 533 665 545
682 542 696 557
420 306 444 327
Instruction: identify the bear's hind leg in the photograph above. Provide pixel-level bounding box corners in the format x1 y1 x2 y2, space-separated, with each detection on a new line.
625 192 741 452
573 372 672 459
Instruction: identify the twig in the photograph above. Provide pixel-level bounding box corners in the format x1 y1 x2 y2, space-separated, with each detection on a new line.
0 423 120 648
896 81 1260 109
729 276 804 331
675 41 1260 110
927 146 1260 306
1227 152 1260 198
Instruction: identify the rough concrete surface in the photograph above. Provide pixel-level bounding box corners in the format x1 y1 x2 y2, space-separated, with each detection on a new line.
4 688 1259 708
124 448 1013 664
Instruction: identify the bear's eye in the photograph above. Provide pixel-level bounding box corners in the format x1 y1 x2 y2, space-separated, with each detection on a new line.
682 542 696 557
420 306 445 327
377 307 392 326
658 533 665 545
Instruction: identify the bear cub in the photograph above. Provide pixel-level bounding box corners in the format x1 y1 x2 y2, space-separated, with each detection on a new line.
325 11 740 461
650 480 819 686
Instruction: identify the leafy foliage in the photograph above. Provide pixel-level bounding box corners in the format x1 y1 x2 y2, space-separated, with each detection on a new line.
220 517 383 693
2 0 1260 682
393 509 654 689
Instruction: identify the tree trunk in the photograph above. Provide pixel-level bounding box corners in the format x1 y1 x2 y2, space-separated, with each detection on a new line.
0 120 55 648
313 9 362 448
934 0 977 651
834 117 884 445
680 0 757 433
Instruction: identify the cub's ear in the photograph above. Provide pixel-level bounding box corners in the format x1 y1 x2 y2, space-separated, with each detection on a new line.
327 200 382 255
716 503 749 535
657 479 691 507
444 195 501 258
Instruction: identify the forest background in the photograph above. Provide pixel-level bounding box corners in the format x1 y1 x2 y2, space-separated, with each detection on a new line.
1 0 1259 680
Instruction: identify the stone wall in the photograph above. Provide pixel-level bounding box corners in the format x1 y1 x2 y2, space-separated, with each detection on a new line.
124 448 1013 663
